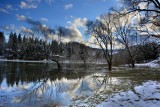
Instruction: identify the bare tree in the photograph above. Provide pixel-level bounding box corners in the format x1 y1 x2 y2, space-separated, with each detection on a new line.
119 0 160 38
113 14 139 68
86 13 115 71
121 0 160 13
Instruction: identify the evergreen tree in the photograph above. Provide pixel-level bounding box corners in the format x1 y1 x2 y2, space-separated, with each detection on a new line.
8 32 14 50
50 40 59 55
17 33 22 55
22 35 26 43
12 33 18 58
12 33 18 52
0 32 5 55
18 34 22 45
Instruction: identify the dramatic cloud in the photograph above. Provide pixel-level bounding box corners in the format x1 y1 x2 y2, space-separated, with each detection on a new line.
64 4 73 10
37 25 55 37
16 14 42 26
20 1 37 9
16 15 85 42
40 18 48 22
48 26 82 43
54 18 88 42
57 18 88 42
0 8 9 14
16 14 55 38
58 26 82 39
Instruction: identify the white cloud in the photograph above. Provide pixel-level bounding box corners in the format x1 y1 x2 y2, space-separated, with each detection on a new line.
64 3 73 10
0 8 9 14
138 2 147 9
67 21 71 24
20 1 37 9
1 25 15 31
27 0 54 4
70 18 88 28
48 27 83 43
66 17 88 41
5 4 18 11
1 25 20 33
68 26 83 40
58 18 88 42
20 26 33 34
16 14 26 20
5 5 12 9
40 18 48 22
20 0 54 9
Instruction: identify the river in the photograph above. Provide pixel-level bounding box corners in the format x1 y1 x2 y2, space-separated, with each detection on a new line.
0 62 160 107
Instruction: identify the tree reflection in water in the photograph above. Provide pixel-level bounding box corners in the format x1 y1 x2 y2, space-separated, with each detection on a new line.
0 62 160 106
0 62 94 106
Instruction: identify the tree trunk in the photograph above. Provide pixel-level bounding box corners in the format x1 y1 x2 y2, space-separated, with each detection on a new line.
108 62 112 71
50 57 62 71
83 60 87 69
131 59 135 68
126 47 135 68
56 60 62 71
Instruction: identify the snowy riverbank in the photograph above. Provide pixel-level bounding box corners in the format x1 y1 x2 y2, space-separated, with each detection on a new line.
136 57 160 68
72 81 160 107
97 81 160 107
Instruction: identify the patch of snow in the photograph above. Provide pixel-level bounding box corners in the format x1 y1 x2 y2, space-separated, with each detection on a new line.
97 81 160 107
136 57 160 68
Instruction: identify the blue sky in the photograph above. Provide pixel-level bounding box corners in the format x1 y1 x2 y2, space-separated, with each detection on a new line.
0 0 119 42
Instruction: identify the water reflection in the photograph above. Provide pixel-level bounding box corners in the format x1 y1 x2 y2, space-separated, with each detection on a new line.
0 62 98 107
0 62 160 107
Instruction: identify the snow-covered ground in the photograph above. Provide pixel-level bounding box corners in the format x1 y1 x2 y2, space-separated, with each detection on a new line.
97 81 160 107
72 81 160 107
136 57 160 68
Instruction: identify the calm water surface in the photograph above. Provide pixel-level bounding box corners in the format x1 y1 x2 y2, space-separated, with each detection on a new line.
0 62 160 107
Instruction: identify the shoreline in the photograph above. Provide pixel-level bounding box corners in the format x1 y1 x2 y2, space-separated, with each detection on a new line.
0 59 107 64
0 59 53 63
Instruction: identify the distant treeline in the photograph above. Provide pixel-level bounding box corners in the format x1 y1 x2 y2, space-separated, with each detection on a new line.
0 31 159 64
0 32 95 62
